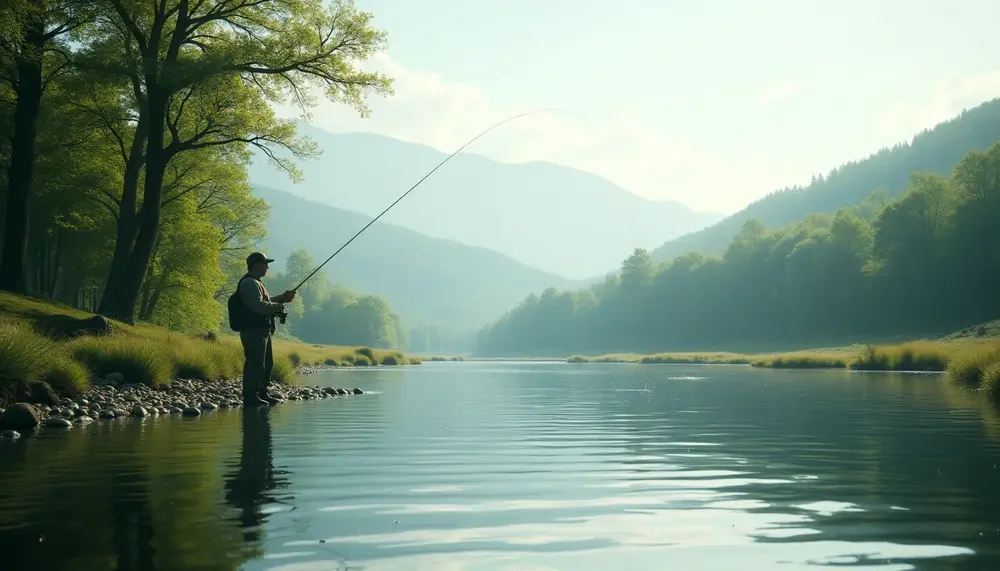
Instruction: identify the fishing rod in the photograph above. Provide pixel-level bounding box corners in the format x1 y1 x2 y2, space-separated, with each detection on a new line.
288 108 574 294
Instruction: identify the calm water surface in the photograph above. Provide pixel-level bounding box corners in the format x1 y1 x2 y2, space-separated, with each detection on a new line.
2 362 1000 570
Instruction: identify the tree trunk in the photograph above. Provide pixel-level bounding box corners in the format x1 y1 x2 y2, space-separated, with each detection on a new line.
0 13 44 294
97 116 147 316
104 89 168 324
46 227 62 298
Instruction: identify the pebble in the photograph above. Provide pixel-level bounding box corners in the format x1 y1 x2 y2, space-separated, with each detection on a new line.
44 418 72 429
1 368 366 435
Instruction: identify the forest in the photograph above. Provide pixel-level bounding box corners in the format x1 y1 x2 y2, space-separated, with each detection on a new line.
476 141 1000 356
0 0 407 349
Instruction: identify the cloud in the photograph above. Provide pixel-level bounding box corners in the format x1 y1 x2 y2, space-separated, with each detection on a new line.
270 53 786 214
880 70 1000 141
756 80 802 103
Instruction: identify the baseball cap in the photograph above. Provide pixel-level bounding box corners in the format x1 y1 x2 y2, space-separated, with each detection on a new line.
246 252 275 267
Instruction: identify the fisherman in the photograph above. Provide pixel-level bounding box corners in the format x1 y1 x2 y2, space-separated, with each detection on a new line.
237 252 296 407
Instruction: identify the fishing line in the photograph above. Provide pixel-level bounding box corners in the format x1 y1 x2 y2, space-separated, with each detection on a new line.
290 107 582 293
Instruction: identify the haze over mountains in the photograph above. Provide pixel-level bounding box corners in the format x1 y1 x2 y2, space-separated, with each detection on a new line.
250 98 1000 350
248 123 723 280
650 97 1000 263
254 184 579 335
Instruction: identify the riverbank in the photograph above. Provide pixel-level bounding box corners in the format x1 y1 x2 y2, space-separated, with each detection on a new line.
565 338 1000 400
0 291 419 432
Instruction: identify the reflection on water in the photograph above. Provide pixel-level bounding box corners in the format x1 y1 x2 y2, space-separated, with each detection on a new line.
2 363 1000 570
224 408 290 547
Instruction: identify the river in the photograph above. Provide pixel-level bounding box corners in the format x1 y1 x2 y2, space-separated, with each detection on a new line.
2 361 1000 570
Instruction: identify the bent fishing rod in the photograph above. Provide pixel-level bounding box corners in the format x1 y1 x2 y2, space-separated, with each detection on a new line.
288 108 574 294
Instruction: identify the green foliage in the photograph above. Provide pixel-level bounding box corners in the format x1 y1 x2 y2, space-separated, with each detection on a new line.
751 355 850 369
269 353 297 384
848 343 951 372
0 318 59 404
478 140 1000 357
67 335 174 388
981 362 1000 402
947 346 1000 387
651 97 1000 263
38 354 90 396
260 249 405 349
0 0 410 349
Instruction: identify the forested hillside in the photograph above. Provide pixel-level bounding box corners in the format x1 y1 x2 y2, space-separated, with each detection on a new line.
651 97 1000 263
255 184 579 349
476 140 1000 356
248 124 723 280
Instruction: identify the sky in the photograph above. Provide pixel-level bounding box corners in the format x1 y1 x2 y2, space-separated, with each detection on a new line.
277 0 1000 215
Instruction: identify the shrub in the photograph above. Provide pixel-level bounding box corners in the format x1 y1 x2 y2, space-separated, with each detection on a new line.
40 355 90 397
67 335 172 388
751 354 849 369
947 346 1000 387
850 342 950 371
981 361 1000 402
0 319 58 405
270 357 296 385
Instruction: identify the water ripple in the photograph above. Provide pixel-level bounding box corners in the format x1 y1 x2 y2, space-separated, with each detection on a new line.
2 362 1000 570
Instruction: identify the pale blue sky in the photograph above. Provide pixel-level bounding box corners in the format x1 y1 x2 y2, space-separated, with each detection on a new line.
292 0 1000 214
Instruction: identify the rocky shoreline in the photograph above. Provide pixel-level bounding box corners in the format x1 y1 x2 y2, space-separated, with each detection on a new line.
0 366 364 439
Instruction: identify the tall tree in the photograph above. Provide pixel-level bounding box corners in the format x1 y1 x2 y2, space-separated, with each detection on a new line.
0 0 92 293
86 0 393 323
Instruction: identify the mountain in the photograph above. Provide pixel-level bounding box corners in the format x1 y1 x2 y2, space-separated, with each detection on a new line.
651 97 1000 263
248 123 723 280
253 185 581 333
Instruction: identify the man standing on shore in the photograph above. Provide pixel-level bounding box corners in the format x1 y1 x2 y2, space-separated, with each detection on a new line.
238 252 296 407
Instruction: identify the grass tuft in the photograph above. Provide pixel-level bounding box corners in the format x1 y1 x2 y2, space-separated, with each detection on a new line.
67 335 173 388
981 362 1000 402
849 342 951 371
751 354 849 369
40 355 91 397
270 357 296 385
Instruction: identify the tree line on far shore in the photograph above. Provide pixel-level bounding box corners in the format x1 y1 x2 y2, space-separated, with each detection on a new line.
0 0 413 348
476 141 1000 356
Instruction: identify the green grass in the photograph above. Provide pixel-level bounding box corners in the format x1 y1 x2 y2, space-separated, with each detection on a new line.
945 343 1000 402
423 355 467 362
0 291 420 405
568 338 1000 375
568 352 750 364
750 353 851 369
848 341 952 371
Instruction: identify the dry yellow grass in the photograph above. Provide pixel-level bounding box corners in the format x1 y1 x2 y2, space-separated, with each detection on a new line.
568 338 1000 374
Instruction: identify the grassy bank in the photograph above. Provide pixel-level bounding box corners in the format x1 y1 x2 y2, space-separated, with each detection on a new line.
568 352 750 365
0 292 419 407
566 337 1000 401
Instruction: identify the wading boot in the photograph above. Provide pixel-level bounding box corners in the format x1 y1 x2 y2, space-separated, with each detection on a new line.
258 390 283 405
243 394 268 407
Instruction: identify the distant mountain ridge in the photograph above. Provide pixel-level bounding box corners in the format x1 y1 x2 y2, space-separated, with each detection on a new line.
248 123 723 279
254 185 583 334
651 97 1000 262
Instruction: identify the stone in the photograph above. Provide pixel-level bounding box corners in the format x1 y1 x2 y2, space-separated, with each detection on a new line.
0 403 42 431
44 417 72 429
